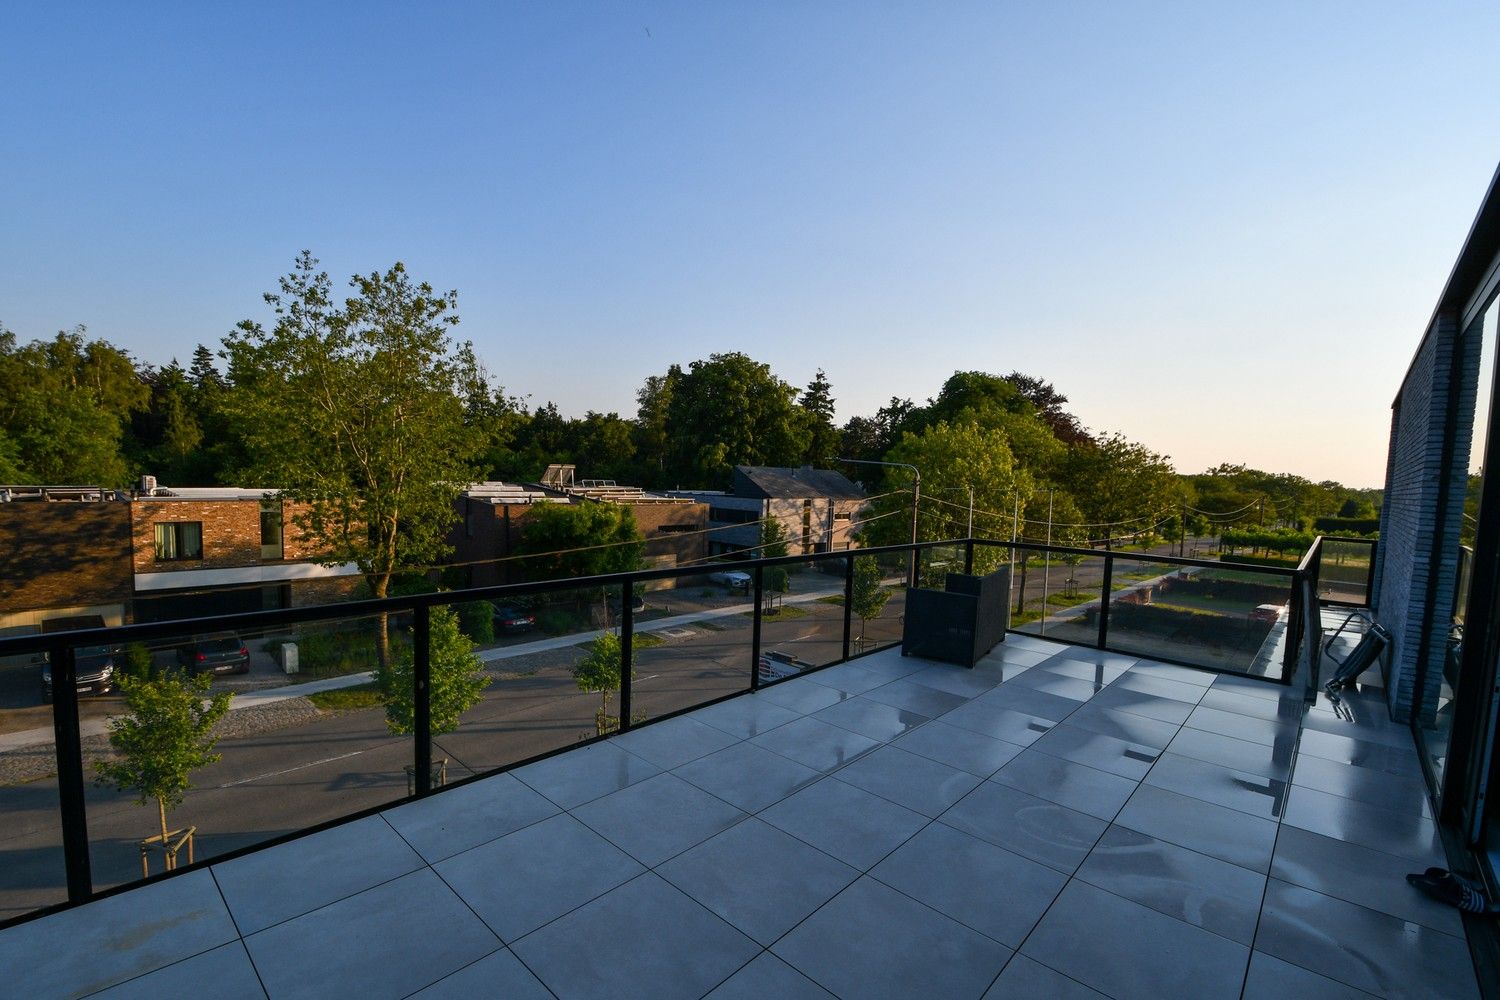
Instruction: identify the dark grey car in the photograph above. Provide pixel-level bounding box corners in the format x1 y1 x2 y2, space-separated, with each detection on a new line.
177 633 252 675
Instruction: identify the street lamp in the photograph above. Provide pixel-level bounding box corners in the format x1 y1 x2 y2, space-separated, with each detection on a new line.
838 458 921 587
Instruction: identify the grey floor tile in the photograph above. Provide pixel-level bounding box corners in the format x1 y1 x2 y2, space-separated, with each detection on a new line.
1031 722 1160 780
1300 708 1416 751
1035 652 1132 682
691 694 806 739
749 715 882 772
1242 951 1379 999
1007 668 1110 702
435 812 644 943
612 715 740 770
91 942 265 1000
859 676 970 717
758 675 850 714
1125 660 1214 686
833 744 981 817
980 642 1054 667
0 869 239 999
673 740 822 813
940 781 1107 874
244 869 500 1000
1111 671 1209 704
806 662 891 696
1296 728 1425 777
511 873 759 1000
1199 686 1304 722
1087 684 1196 724
704 953 834 999
571 772 746 867
1064 701 1180 750
813 694 930 741
939 698 1056 745
1210 674 1290 702
1115 783 1278 873
213 815 423 933
1076 825 1266 944
408 948 553 999
1291 753 1433 818
991 749 1139 821
384 772 560 863
1255 880 1479 1000
1282 785 1445 867
657 817 858 945
1185 704 1300 747
847 648 930 680
1167 726 1294 781
984 955 1108 999
1021 880 1249 1000
906 662 1007 698
760 777 928 870
772 877 1012 1000
871 821 1065 947
512 741 661 809
891 718 1024 776
1270 825 1462 935
1143 752 1289 820
979 682 1087 721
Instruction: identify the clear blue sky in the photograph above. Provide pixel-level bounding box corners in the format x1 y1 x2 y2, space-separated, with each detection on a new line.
4 2 1498 488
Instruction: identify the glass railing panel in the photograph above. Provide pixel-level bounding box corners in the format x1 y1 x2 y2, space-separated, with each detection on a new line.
1318 538 1375 606
1015 553 1107 645
846 551 906 657
0 635 67 919
753 556 846 681
631 567 750 721
1104 563 1294 676
917 544 967 589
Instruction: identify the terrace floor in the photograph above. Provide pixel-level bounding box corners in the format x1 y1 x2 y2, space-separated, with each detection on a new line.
0 623 1479 1000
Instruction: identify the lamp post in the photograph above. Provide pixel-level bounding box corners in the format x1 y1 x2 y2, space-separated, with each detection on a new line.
838 458 921 587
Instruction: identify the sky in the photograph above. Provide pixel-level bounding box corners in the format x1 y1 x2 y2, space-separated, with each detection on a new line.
3 2 1499 489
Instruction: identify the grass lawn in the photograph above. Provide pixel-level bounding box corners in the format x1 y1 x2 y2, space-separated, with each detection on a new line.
741 604 811 620
308 682 382 711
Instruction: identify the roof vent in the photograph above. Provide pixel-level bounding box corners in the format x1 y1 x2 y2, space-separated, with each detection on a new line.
139 475 157 496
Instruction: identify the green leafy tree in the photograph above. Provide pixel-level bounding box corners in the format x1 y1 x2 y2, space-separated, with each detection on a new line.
762 516 791 598
377 605 487 736
851 557 890 642
658 353 805 486
94 670 232 848
1056 432 1178 547
574 630 634 735
222 253 483 665
513 501 644 582
798 369 840 468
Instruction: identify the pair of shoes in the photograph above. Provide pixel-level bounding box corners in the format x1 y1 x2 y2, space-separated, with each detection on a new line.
1407 867 1499 915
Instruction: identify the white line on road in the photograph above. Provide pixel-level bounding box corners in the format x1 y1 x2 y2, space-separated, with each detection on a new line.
217 748 369 788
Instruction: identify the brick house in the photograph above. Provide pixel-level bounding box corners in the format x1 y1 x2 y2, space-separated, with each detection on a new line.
669 465 865 557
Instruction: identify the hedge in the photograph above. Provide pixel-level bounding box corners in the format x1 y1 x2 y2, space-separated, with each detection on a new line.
1313 517 1380 536
1088 601 1272 649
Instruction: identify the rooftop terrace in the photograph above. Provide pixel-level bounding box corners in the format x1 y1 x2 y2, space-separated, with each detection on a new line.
0 617 1474 999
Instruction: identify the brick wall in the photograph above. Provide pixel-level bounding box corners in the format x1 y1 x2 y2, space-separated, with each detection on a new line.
631 501 709 565
132 498 330 574
0 501 134 615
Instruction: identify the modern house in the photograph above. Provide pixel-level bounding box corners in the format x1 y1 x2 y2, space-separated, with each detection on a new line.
669 464 865 558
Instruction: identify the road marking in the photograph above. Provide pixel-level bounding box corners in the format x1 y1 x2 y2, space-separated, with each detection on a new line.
217 749 369 788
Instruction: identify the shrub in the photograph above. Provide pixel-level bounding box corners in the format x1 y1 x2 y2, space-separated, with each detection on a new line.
457 600 495 645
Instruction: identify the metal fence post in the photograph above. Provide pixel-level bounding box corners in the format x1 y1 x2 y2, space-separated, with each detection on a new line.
413 605 432 796
964 539 975 575
751 566 764 690
842 554 855 661
1096 556 1114 650
619 577 634 730
50 642 93 902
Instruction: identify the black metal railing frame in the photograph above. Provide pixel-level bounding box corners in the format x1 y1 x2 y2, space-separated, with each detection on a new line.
0 533 1354 927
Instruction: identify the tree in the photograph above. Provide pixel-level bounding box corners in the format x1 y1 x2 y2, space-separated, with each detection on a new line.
851 557 890 644
377 605 488 736
658 353 805 486
798 369 840 468
840 397 916 464
761 516 791 604
222 253 483 665
513 501 644 582
1056 432 1178 547
574 630 633 735
94 669 231 854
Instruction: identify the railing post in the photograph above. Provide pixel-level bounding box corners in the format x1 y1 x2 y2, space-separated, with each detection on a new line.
842 554 855 661
964 539 975 575
50 642 93 902
413 604 432 796
619 577 634 731
1283 572 1303 682
751 566 764 690
1096 556 1114 650
1365 540 1377 606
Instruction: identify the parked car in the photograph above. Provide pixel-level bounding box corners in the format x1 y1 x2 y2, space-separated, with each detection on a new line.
40 645 120 703
1248 604 1284 624
709 570 752 591
493 603 537 634
177 633 251 675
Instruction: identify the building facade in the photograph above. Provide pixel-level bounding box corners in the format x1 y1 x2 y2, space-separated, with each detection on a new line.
670 465 865 558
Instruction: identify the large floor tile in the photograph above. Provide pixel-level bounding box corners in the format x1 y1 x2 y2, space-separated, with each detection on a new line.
1295 728 1425 777
214 816 423 934
0 869 239 999
513 873 758 1000
1270 825 1462 935
891 718 1024 776
1087 684 1196 724
1185 704 1300 747
1301 708 1417 751
1021 880 1249 1000
512 741 660 809
871 822 1065 947
772 877 1012 1000
1143 752 1289 820
1064 701 1180 750
1255 880 1479 999
1006 667 1110 702
1291 753 1433 818
984 955 1107 999
1210 674 1291 703
1167 726 1294 781
612 715 740 770
408 948 553 1000
435 812 643 943
812 695 930 741
704 953 834 999
758 675 850 714
1125 660 1214 686
1031 722 1160 780
1033 654 1131 685
91 942 265 1000
1111 671 1209 704
672 740 822 813
244 869 500 1000
759 777 927 870
979 683 1088 722
940 781 1107 874
749 715 882 772
690 694 803 739
1241 950 1379 999
806 662 892 696
991 749 1138 821
906 663 1008 698
939 698 1056 745
860 676 970 717
1114 784 1278 873
383 772 560 863
657 817 858 945
571 772 746 867
1199 687 1304 723
1282 785 1444 867
833 744 981 817
1075 825 1265 944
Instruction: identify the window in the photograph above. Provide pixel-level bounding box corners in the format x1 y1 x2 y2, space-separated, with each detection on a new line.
260 500 284 560
154 522 202 561
657 524 696 534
